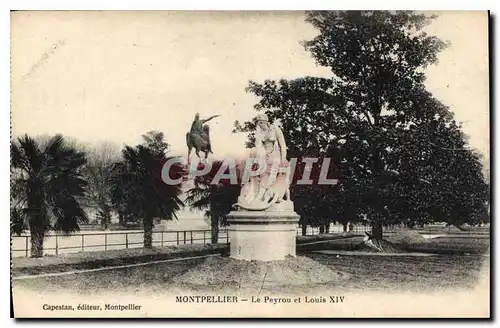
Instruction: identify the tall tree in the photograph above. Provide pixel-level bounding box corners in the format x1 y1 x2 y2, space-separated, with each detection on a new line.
287 150 342 235
235 11 488 240
109 144 184 248
11 134 89 257
391 116 489 228
185 161 241 244
141 131 170 155
81 142 121 227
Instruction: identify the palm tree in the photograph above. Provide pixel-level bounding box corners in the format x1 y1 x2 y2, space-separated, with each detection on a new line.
185 161 240 244
109 145 184 248
10 134 89 258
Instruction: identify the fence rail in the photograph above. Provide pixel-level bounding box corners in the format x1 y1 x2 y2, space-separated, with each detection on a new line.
12 229 230 258
12 224 486 258
12 225 356 258
12 225 332 258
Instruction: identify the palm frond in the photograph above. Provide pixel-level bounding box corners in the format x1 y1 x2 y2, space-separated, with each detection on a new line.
10 142 25 170
44 134 66 158
185 186 211 210
51 196 89 235
10 207 27 236
18 134 43 173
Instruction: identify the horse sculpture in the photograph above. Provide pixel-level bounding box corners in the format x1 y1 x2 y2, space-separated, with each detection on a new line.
186 113 220 164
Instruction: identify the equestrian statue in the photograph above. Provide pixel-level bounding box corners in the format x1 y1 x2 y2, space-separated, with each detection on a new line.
186 113 220 163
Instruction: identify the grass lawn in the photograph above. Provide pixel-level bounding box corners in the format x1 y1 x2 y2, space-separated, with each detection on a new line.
298 234 490 255
310 253 488 292
13 250 488 296
12 234 356 275
12 232 489 276
12 229 490 299
11 243 229 276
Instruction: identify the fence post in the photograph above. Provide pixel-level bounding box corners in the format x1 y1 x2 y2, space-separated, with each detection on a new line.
55 235 59 256
126 233 129 249
176 231 179 245
25 236 28 257
82 235 84 252
190 231 193 244
105 234 107 251
183 231 186 244
161 232 164 247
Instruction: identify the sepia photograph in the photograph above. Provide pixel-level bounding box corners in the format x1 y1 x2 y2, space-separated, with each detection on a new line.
10 9 491 318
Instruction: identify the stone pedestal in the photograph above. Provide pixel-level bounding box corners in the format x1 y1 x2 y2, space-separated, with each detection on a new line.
227 202 300 262
176 202 350 291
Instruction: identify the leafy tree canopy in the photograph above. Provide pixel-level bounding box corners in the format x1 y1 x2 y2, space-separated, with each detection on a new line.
234 11 488 237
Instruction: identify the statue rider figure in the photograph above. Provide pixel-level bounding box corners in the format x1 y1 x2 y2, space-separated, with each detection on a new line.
186 113 220 162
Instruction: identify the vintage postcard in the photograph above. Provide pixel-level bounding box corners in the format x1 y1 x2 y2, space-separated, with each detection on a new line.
10 10 490 318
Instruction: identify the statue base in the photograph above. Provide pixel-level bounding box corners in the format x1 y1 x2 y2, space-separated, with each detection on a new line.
226 201 300 262
173 201 351 292
173 255 350 292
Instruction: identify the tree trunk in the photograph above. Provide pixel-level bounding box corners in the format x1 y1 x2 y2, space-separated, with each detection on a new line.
343 222 348 232
319 225 325 234
371 222 383 240
301 224 307 236
143 218 153 248
324 224 330 234
211 215 219 244
28 194 45 258
30 230 44 258
369 117 384 241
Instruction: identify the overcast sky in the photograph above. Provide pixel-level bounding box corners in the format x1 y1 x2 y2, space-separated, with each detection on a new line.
11 10 489 163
